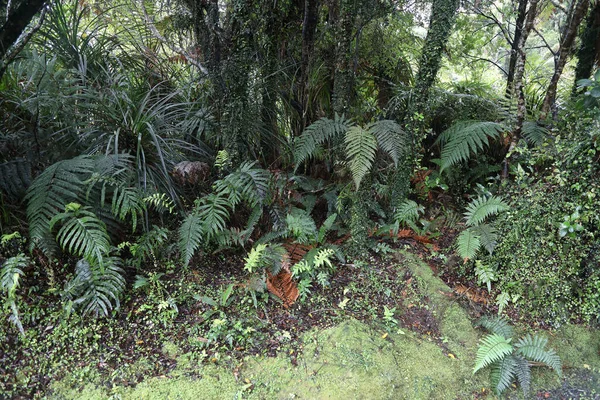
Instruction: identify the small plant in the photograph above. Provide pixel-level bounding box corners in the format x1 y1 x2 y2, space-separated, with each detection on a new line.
0 254 28 335
558 206 584 238
473 316 562 396
382 305 398 328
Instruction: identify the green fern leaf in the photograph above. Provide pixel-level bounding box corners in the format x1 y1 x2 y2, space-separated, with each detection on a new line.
477 316 514 338
522 121 549 146
345 126 377 189
515 335 562 376
438 121 507 171
456 228 480 260
197 194 230 240
0 159 32 199
26 155 96 256
472 223 498 255
473 333 514 374
112 187 145 232
514 355 532 395
293 115 350 169
214 162 271 208
368 120 409 167
394 199 424 225
50 206 111 265
286 208 318 244
464 196 509 226
489 354 517 395
179 213 203 266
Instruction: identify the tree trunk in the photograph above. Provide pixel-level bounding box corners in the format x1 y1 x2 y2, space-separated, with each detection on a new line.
573 0 600 93
299 0 320 131
540 0 590 119
332 0 356 116
0 0 46 61
506 0 529 97
504 0 539 178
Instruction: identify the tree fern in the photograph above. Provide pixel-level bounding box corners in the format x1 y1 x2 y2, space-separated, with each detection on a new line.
473 334 514 373
464 195 509 226
437 121 507 171
63 257 125 317
345 126 378 189
293 115 350 169
369 120 409 167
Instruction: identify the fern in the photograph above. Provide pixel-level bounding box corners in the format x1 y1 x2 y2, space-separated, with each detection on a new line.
473 334 514 374
394 199 424 225
515 335 562 376
144 193 175 214
522 121 549 146
286 208 318 244
214 161 271 208
244 243 287 274
471 223 498 255
293 115 350 169
26 155 95 255
63 257 125 317
489 355 517 395
437 121 507 171
456 228 480 260
474 260 496 292
513 355 532 395
0 159 32 199
464 195 509 226
345 126 378 189
1 254 28 335
477 316 514 338
197 194 230 240
49 203 111 266
179 213 203 266
112 187 146 232
368 120 409 167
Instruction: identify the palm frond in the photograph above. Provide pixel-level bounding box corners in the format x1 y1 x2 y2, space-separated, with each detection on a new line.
464 195 509 226
437 121 507 171
473 333 514 374
345 126 378 189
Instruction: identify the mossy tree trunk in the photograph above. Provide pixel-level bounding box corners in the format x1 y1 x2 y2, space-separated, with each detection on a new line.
573 0 600 94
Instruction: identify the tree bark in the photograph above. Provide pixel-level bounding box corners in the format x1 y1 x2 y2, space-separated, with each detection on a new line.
573 0 600 93
0 0 46 60
506 0 529 97
540 0 590 119
299 0 320 130
332 0 356 116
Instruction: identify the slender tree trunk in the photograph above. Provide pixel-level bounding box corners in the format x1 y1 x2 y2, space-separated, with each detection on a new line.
299 0 320 130
0 0 46 61
573 0 600 93
506 0 529 97
332 0 356 116
504 0 538 178
540 0 590 119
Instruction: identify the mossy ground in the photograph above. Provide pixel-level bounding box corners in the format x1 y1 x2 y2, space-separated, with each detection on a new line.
45 252 600 400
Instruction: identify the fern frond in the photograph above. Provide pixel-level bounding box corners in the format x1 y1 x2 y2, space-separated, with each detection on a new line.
64 257 125 318
49 205 111 265
489 354 517 395
464 195 509 226
286 209 317 244
522 121 549 146
1 254 28 296
197 194 230 240
293 115 350 169
112 187 145 232
515 335 562 376
244 243 287 274
513 355 532 395
437 121 507 171
477 316 514 338
368 120 409 167
317 213 338 244
473 334 514 374
144 193 175 214
213 161 271 208
26 155 95 256
345 126 377 189
472 223 498 255
456 228 480 260
0 159 32 199
394 199 424 225
179 213 203 266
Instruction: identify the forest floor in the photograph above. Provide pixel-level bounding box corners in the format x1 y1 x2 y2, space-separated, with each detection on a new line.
2 236 600 399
